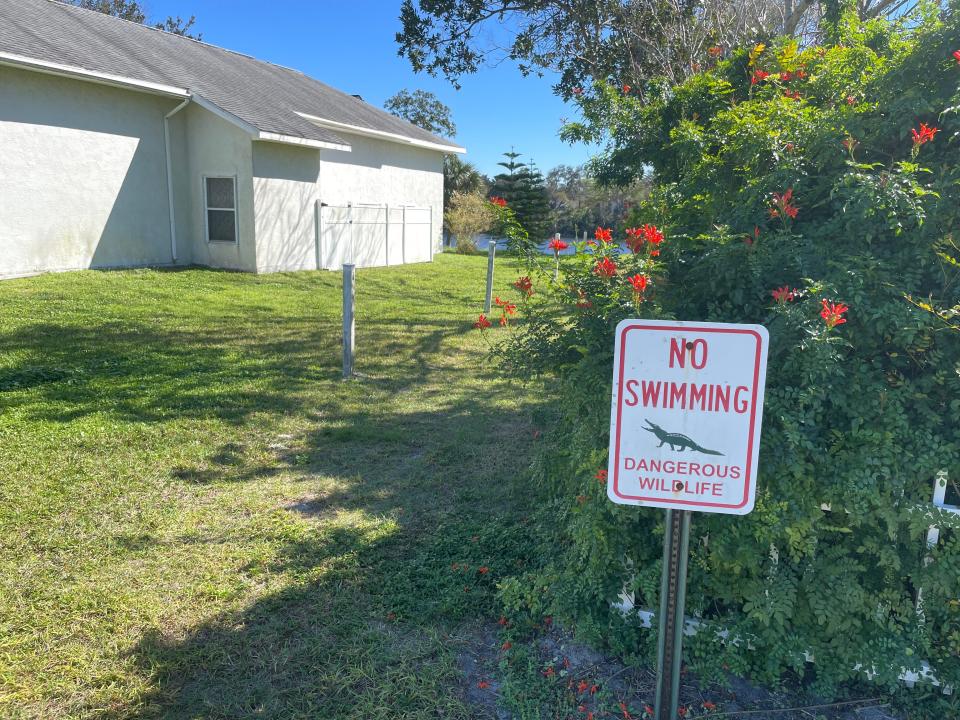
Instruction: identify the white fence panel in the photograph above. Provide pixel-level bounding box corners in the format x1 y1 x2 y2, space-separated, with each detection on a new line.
387 207 405 266
319 203 431 270
353 205 387 268
403 207 432 264
320 205 350 270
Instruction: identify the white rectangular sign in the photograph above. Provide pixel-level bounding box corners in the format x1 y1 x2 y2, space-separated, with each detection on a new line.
607 319 769 515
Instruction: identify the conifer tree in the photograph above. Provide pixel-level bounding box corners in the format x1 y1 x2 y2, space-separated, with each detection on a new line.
490 151 551 241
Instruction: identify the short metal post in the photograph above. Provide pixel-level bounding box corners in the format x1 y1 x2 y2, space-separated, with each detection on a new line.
401 206 407 264
348 203 355 265
484 239 496 314
314 200 322 270
384 204 390 266
553 232 561 282
342 263 355 379
655 509 692 720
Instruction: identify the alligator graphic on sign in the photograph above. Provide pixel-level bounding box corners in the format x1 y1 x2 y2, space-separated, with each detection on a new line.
642 419 723 455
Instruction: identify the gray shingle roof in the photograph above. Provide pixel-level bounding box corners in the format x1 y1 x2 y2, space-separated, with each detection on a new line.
0 0 463 152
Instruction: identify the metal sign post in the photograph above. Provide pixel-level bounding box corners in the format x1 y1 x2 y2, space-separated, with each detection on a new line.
342 263 355 379
654 509 691 720
484 240 496 314
606 319 769 719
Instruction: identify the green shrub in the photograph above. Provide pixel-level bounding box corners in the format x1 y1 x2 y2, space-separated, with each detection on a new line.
488 9 960 715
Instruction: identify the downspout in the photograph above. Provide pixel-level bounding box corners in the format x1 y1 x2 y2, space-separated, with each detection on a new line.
164 96 191 263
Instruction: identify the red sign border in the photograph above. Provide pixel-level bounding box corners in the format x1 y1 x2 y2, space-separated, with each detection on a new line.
611 323 764 510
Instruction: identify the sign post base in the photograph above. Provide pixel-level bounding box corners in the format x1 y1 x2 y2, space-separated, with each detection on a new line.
654 509 691 720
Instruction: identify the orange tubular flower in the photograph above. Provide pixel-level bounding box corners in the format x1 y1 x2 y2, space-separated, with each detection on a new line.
548 238 569 253
513 276 534 297
627 274 649 294
594 226 613 243
771 285 796 303
493 296 517 315
751 69 770 85
911 122 938 148
770 188 799 222
489 196 507 207
473 314 492 330
593 256 618 277
820 299 849 328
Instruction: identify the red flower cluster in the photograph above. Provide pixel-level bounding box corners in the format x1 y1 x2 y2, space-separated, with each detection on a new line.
594 226 613 243
778 69 806 82
953 50 960 64
751 69 770 85
622 83 632 93
593 256 618 277
489 196 507 207
821 299 849 328
770 188 799 221
911 122 938 147
708 45 723 57
846 94 856 105
477 680 490 689
771 285 797 304
784 89 801 100
625 224 664 255
473 314 492 330
548 238 569 253
493 296 517 326
513 275 533 297
627 273 649 294
595 469 608 483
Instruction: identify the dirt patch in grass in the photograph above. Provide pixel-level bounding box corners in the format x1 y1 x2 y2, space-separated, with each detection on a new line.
482 623 904 720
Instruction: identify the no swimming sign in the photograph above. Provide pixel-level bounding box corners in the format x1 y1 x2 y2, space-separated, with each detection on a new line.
606 319 769 515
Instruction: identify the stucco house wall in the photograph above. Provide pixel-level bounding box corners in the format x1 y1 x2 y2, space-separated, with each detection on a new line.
0 64 180 278
251 134 444 273
320 135 444 263
252 142 321 274
184 104 258 273
0 67 451 280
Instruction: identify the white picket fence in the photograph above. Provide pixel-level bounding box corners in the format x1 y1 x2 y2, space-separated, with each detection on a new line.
616 470 955 691
316 202 433 270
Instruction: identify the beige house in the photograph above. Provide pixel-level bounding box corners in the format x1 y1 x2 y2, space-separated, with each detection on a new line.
0 0 465 279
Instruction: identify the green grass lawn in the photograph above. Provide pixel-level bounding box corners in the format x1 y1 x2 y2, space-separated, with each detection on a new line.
0 255 549 719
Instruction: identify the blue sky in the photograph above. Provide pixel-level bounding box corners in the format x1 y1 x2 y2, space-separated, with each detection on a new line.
147 0 598 178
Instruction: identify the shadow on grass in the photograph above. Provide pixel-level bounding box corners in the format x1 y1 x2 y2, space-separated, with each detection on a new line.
129 390 547 720
0 315 482 426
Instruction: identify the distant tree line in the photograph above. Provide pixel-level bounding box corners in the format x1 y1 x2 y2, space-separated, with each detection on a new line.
382 88 651 245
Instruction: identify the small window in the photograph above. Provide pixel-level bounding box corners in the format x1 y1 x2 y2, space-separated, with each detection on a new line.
204 176 237 243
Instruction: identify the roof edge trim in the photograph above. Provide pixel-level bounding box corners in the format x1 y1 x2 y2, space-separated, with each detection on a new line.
0 50 189 97
296 112 466 154
256 131 352 152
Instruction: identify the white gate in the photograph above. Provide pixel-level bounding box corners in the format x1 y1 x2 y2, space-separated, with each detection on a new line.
316 202 433 270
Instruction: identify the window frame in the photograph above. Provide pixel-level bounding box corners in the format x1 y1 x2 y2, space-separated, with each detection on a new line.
203 175 239 244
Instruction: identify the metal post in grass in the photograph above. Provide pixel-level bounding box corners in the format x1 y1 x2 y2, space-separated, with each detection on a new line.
484 239 496 314
342 263 355 379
